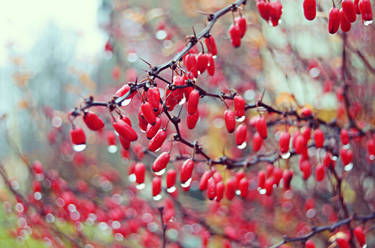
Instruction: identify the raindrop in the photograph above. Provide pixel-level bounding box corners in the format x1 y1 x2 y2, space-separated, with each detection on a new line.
73 144 86 152
369 155 375 161
153 194 162 201
107 145 118 154
166 186 176 193
154 168 166 176
364 20 373 26
258 188 266 195
281 152 291 159
235 189 241 195
156 30 167 40
136 183 145 190
34 192 42 200
121 98 132 107
179 97 186 105
309 68 320 78
180 178 192 188
128 174 136 183
344 163 353 171
237 142 247 150
236 116 245 122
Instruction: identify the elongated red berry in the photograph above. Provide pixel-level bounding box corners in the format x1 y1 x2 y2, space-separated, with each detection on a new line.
207 54 215 76
135 162 146 184
340 148 353 165
265 178 274 195
185 54 197 72
119 136 130 150
340 129 350 145
152 177 162 197
224 110 236 133
216 182 224 202
207 178 216 200
138 112 148 132
83 111 104 131
305 240 316 248
273 167 283 186
313 129 324 148
228 24 241 47
187 89 200 115
149 129 167 152
113 119 138 141
204 35 217 56
256 117 267 139
257 0 271 21
180 159 194 183
300 160 312 180
279 131 291 154
234 95 245 118
283 169 294 190
295 135 306 154
187 110 199 129
199 171 213 191
336 238 350 248
146 117 162 139
315 163 325 181
340 9 352 32
147 87 160 109
258 170 266 188
303 0 316 20
235 17 247 38
141 102 156 125
354 226 366 246
323 152 334 168
359 0 373 22
253 132 263 152
354 0 361 14
342 0 357 22
269 1 283 26
239 178 249 198
367 139 375 156
235 124 247 146
32 161 44 174
70 127 86 145
197 53 209 74
328 7 340 34
166 169 177 190
226 178 237 200
152 152 170 174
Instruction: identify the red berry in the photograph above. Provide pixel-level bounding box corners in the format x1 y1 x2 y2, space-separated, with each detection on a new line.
323 152 335 168
135 162 146 184
359 0 373 22
187 89 200 115
279 131 291 154
152 177 162 197
187 110 199 129
147 87 160 109
228 24 241 47
295 135 306 154
300 160 312 180
313 129 324 148
180 159 194 184
207 178 216 200
149 129 167 152
303 0 316 20
269 1 283 26
226 178 237 200
224 110 236 133
32 161 43 174
185 54 197 72
138 112 148 132
146 117 162 139
342 0 357 22
83 111 104 131
367 139 375 156
239 178 249 198
283 170 294 190
273 167 283 186
107 131 117 146
199 171 213 191
256 117 267 139
340 129 350 145
166 170 177 190
141 102 156 125
235 16 247 38
315 163 325 181
253 132 263 152
119 136 130 150
234 95 245 118
328 7 340 34
305 240 315 248
354 226 366 246
196 53 209 74
340 9 352 32
207 54 215 76
257 0 271 21
216 182 225 202
265 178 274 195
152 152 170 174
70 127 86 145
204 35 217 56
340 147 353 165
235 124 247 146
336 238 350 248
258 170 266 188
354 0 361 14
113 119 138 142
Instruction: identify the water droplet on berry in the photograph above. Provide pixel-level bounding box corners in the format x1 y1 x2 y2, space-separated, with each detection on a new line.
73 144 86 152
128 174 136 183
153 194 162 201
237 142 247 150
236 116 245 122
180 178 192 188
369 155 375 161
121 98 132 106
344 163 353 171
167 186 176 193
154 168 166 176
258 188 266 195
281 152 291 159
136 183 145 190
107 145 118 153
364 20 373 26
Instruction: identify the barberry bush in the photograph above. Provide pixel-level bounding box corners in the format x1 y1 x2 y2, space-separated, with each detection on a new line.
2 0 375 247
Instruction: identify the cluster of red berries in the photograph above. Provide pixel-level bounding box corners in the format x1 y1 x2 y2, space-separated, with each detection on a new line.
256 0 283 26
